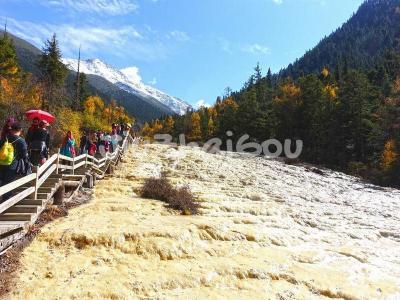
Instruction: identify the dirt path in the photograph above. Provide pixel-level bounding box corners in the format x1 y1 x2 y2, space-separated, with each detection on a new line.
6 144 400 299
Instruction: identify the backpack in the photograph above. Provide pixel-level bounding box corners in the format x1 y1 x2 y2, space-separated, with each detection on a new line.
0 138 20 166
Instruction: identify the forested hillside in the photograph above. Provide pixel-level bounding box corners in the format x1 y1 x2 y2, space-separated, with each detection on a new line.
142 0 400 187
279 0 400 79
0 30 174 122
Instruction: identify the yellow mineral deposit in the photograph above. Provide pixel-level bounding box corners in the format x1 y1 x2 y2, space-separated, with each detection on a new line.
10 144 400 299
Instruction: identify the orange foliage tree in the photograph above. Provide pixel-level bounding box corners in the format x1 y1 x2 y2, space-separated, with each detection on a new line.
188 112 202 142
381 139 398 171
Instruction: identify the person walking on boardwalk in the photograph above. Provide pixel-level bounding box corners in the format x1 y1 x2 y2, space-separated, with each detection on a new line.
25 117 40 148
60 131 76 158
110 130 119 153
28 120 50 166
79 131 89 154
0 122 31 201
1 117 15 140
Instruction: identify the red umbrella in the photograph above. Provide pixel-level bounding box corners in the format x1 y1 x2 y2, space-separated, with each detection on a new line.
25 110 56 124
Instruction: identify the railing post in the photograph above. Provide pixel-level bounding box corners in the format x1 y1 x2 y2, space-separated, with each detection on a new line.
85 154 88 168
56 149 60 175
34 165 40 200
72 156 75 175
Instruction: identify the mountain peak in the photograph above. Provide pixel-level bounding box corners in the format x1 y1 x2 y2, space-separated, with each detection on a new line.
62 58 191 115
120 67 142 85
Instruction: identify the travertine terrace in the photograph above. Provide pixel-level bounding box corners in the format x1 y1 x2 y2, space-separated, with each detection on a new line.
10 144 400 299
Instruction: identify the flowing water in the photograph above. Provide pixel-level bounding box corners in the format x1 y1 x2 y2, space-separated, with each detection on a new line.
9 144 400 299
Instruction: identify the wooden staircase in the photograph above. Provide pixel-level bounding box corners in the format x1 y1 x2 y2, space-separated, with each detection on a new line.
0 135 134 253
0 175 63 223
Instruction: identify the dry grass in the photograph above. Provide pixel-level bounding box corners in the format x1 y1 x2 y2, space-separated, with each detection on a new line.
141 175 199 215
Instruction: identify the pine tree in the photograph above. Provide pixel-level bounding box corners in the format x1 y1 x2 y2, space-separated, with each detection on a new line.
266 68 272 88
73 72 89 110
339 70 373 163
224 87 232 98
334 64 341 82
254 62 262 82
0 31 20 76
38 34 68 109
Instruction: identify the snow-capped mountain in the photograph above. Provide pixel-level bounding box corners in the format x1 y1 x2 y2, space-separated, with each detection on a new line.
62 58 191 115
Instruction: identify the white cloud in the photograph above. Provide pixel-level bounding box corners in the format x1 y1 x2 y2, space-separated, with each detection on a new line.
218 38 270 56
148 77 157 85
242 43 271 55
195 99 211 109
5 17 169 61
166 30 190 42
44 0 138 15
272 0 283 4
120 67 142 84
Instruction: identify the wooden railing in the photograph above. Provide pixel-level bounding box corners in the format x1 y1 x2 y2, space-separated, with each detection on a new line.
0 135 135 214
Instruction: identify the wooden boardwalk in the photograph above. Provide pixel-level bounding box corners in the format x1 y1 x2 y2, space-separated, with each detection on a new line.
0 135 135 253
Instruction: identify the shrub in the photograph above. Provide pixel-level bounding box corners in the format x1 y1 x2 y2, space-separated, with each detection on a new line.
141 175 199 215
168 186 199 215
141 176 173 203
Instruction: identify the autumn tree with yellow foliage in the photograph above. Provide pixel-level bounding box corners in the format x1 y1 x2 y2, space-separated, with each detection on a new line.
188 112 202 142
0 32 134 150
0 32 44 121
82 96 133 132
381 139 398 170
164 116 175 134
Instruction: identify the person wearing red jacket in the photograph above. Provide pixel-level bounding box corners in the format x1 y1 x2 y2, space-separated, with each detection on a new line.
0 117 15 140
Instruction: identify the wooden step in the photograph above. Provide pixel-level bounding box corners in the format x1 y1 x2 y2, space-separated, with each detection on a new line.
62 175 85 180
13 187 30 193
0 222 27 235
0 227 25 252
0 213 35 222
37 187 54 194
49 174 63 179
19 199 45 206
74 171 88 175
40 183 59 188
44 177 61 182
21 178 59 188
5 205 40 214
26 193 49 200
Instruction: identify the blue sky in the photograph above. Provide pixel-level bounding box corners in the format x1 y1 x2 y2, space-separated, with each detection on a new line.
0 0 364 107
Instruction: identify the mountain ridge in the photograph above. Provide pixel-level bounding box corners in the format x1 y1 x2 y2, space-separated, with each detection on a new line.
62 58 192 116
278 0 400 79
0 30 180 122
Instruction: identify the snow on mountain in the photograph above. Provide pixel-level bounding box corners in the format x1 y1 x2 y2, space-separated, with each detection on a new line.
62 58 191 115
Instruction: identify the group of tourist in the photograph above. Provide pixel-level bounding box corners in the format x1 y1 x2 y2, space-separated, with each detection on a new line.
0 117 131 201
78 123 132 157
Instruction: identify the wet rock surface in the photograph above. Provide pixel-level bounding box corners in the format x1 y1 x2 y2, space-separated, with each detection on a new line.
11 144 400 299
